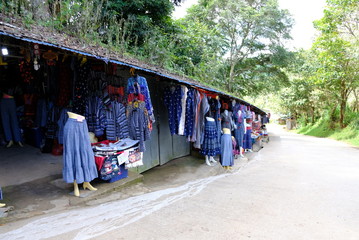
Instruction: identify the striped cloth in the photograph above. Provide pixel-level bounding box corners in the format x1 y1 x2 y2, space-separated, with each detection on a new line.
105 101 129 140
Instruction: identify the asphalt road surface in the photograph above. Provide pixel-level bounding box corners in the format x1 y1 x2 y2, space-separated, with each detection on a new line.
1 125 359 240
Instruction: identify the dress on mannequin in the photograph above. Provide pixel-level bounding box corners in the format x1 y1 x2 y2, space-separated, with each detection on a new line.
200 117 220 166
234 107 246 157
221 128 233 169
63 112 98 197
0 93 23 147
243 118 253 152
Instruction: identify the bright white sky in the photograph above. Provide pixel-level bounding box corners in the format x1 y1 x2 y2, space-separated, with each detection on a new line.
173 0 327 50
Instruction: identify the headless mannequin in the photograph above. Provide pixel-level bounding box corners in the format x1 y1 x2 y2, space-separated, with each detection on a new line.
2 93 23 148
205 117 217 166
222 128 232 170
67 112 97 197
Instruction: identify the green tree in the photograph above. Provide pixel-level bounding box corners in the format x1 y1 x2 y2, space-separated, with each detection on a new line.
313 0 359 128
187 0 293 94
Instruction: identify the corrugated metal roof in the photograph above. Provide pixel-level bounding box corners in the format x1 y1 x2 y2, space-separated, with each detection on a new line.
0 30 266 115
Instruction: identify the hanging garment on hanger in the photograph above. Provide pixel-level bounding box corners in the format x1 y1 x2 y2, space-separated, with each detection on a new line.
193 93 209 149
178 86 188 135
85 96 107 137
190 90 202 143
127 75 155 123
184 88 195 138
127 100 150 152
105 100 129 140
163 85 183 135
73 62 90 115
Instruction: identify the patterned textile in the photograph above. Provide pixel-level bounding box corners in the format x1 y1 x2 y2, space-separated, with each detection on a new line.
163 86 183 135
200 120 220 156
56 61 72 107
73 63 90 115
126 148 144 168
184 88 195 138
127 75 155 123
105 101 129 140
127 93 145 103
127 101 150 152
99 155 123 181
85 96 107 137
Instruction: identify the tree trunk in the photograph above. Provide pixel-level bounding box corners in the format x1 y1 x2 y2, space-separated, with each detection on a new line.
228 62 235 93
353 89 359 112
311 106 315 124
339 98 347 128
339 78 348 128
329 103 337 128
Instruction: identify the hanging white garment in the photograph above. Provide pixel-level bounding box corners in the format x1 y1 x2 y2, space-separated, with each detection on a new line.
178 85 188 135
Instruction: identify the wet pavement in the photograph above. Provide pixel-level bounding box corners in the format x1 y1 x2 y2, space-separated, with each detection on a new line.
2 124 357 240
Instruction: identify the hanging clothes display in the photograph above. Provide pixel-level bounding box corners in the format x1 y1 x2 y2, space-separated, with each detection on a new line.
73 62 90 115
193 93 209 149
127 75 155 123
183 88 196 138
63 117 98 184
85 96 107 137
126 100 150 152
178 85 188 135
163 85 183 135
105 101 129 140
190 90 201 143
200 119 220 156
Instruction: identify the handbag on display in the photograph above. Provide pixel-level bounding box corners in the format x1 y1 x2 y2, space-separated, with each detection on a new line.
99 155 121 181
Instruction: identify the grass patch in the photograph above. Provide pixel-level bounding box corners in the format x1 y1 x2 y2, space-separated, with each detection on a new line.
296 118 359 147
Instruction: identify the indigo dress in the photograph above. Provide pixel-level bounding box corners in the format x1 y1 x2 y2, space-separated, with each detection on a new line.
200 119 220 156
221 133 233 166
63 118 98 184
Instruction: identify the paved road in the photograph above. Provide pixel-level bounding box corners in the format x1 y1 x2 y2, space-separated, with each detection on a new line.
1 125 359 240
